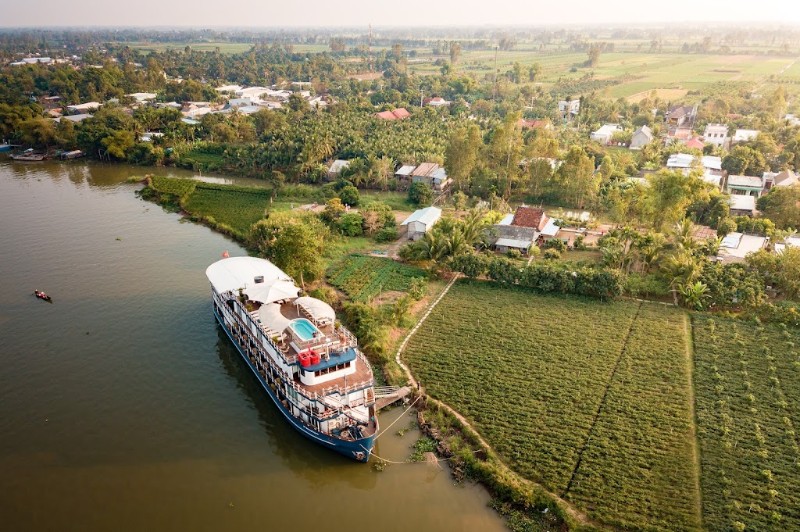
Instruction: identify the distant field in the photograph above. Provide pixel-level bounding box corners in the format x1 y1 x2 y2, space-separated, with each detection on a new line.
126 41 253 54
404 281 701 530
408 48 793 100
693 315 800 530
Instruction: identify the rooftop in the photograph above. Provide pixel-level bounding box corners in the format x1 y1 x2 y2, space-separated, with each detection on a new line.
401 206 442 227
727 175 763 189
511 206 546 229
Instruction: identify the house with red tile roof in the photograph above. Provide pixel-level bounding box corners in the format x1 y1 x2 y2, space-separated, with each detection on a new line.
375 108 410 120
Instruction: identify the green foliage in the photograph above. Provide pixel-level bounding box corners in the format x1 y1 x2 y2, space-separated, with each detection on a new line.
736 216 775 236
758 187 800 230
506 248 523 260
542 238 566 252
336 212 364 236
484 256 623 299
405 282 700 529
408 181 434 206
693 316 800 530
624 272 671 298
326 255 427 302
449 252 489 279
699 262 765 308
373 227 399 243
183 183 271 238
542 248 561 260
338 184 360 207
250 211 329 285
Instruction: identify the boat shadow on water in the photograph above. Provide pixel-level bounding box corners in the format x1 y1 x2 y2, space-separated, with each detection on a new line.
213 325 379 490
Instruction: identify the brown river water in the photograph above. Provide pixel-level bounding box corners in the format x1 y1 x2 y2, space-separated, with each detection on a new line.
0 160 506 532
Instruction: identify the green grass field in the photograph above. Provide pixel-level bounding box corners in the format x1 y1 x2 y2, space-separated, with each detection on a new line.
126 41 254 54
404 280 700 529
693 315 800 530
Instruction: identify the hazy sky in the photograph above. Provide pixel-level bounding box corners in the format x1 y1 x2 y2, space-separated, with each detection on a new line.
3 0 800 27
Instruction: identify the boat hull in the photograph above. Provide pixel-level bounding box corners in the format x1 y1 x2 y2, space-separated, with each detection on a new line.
213 308 376 462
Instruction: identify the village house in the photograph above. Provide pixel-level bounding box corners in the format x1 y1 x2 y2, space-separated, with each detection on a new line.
733 129 759 144
665 105 697 128
375 108 410 120
665 126 694 145
519 118 552 130
492 224 537 254
629 125 653 150
326 159 350 179
684 137 705 151
401 206 442 240
726 175 765 197
762 169 799 191
394 164 416 181
558 100 580 117
126 92 157 103
66 102 101 114
718 231 766 262
702 123 729 148
590 124 622 145
425 97 451 107
215 84 242 94
728 194 757 217
410 163 450 190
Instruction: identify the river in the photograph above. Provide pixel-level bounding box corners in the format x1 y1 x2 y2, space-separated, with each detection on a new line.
0 160 506 532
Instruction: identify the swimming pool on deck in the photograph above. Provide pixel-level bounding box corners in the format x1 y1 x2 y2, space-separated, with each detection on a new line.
290 318 320 341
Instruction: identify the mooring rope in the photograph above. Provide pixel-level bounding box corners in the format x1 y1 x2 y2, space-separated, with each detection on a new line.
374 394 422 440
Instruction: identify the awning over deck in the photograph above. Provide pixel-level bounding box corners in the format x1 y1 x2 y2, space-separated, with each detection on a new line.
257 303 292 336
295 296 336 325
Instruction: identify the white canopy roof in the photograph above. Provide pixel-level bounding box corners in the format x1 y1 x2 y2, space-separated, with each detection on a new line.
295 296 336 324
257 303 292 335
206 256 294 295
244 279 299 305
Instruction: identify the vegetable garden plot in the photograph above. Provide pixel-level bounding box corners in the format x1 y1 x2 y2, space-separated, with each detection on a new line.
693 316 800 530
404 281 700 529
326 255 426 302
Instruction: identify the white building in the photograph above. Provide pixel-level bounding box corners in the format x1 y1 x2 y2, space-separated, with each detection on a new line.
126 92 157 103
718 232 766 262
558 100 580 116
728 194 757 216
66 102 101 113
590 124 622 145
401 207 442 240
703 123 729 148
629 125 653 150
733 129 759 143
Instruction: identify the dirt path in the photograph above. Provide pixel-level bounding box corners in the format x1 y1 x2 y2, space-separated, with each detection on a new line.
682 312 705 529
394 275 601 529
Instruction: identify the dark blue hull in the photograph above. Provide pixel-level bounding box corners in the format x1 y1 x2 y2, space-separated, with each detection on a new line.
214 308 376 462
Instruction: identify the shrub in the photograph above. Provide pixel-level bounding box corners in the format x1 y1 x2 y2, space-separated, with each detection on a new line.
408 182 434 206
337 212 365 236
374 226 399 242
543 238 567 252
507 249 523 260
573 235 587 250
543 249 561 260
338 185 360 207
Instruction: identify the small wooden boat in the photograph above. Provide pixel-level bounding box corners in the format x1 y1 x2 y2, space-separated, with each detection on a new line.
11 149 46 161
34 290 52 302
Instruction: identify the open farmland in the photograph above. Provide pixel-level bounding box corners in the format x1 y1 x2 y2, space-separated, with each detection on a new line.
693 316 800 530
403 280 700 529
326 255 426 302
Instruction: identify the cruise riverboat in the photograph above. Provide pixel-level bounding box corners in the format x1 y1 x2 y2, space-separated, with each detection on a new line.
206 256 378 462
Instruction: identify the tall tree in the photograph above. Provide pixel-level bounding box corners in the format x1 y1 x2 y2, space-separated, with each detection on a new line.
445 123 482 191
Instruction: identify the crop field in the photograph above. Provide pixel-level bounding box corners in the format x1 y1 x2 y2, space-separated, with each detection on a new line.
408 48 794 100
403 280 700 529
693 315 800 530
326 255 426 302
126 41 254 54
182 184 270 236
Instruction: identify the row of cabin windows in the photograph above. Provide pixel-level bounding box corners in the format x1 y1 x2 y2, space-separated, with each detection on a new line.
306 361 352 377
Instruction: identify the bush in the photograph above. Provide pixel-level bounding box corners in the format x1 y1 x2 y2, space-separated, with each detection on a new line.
408 277 427 300
543 249 561 260
507 249 523 260
374 226 399 242
543 238 567 252
338 185 360 207
450 253 489 278
408 182 434 206
573 235 587 250
337 212 365 236
624 273 671 298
